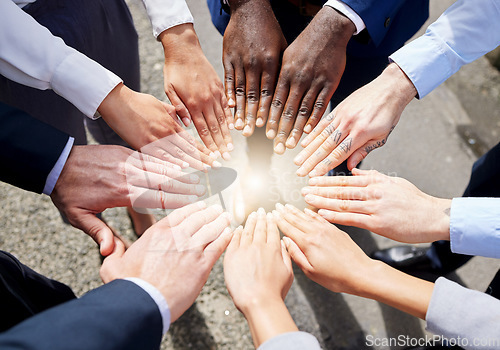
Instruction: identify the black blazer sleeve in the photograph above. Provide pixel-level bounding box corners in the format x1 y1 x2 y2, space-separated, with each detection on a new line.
0 279 163 350
0 102 70 193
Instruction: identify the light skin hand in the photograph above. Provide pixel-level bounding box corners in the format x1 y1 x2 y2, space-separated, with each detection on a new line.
302 168 451 243
98 83 215 170
50 145 207 256
267 7 355 154
160 23 233 159
295 63 417 176
224 208 296 348
224 0 287 137
100 202 233 322
275 203 434 320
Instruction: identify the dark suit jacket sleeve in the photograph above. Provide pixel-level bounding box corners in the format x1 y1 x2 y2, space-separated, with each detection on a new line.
0 279 163 350
0 102 70 194
341 0 429 56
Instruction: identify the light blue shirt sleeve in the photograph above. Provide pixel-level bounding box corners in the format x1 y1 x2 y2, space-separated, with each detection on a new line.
258 331 321 350
450 197 500 259
42 137 74 195
389 0 500 98
124 277 171 336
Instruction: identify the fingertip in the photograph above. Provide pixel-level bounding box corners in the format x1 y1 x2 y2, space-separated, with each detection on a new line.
266 129 276 139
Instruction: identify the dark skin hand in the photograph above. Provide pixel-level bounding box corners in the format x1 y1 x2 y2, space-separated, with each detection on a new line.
224 0 287 137
267 6 356 154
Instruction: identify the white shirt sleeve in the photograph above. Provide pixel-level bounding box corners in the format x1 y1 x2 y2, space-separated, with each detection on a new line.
0 0 122 119
449 197 500 259
124 277 171 335
141 0 194 38
389 0 500 99
323 0 366 35
42 137 74 195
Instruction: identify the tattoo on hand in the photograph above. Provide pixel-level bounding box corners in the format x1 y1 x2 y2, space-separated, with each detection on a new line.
326 113 335 121
444 207 451 216
339 137 352 153
325 124 335 136
333 130 342 145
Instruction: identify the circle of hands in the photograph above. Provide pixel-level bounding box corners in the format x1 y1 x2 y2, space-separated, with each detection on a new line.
50 11 444 343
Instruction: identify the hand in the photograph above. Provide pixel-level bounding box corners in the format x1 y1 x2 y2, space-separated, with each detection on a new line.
98 83 215 171
224 208 296 348
275 203 434 320
274 203 371 295
295 63 417 177
50 145 207 256
100 202 232 322
160 23 233 158
302 168 451 243
267 7 355 154
223 0 287 137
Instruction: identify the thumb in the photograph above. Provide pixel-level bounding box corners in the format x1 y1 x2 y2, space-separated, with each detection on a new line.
78 212 115 256
282 236 312 272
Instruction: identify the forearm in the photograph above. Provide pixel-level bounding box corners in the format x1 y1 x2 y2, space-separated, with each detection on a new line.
158 23 201 59
356 260 434 320
242 297 298 348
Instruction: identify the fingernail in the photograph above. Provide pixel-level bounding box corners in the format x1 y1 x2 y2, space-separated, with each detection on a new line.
235 119 244 129
172 164 182 171
209 152 217 159
301 187 310 195
189 195 198 202
222 152 231 160
228 123 235 130
222 227 232 235
286 137 296 148
195 185 206 195
249 211 257 218
243 125 252 135
266 129 276 139
309 177 318 185
294 154 304 165
301 138 309 147
257 207 265 215
266 212 273 220
274 143 285 154
284 203 294 210
275 203 285 211
204 164 211 171
214 150 222 159
190 174 200 183
227 143 234 151
197 201 207 209
296 167 306 177
318 209 328 217
304 124 312 133
182 117 191 126
305 194 316 203
212 160 222 168
182 162 189 168
228 98 235 106
256 118 264 127
272 210 280 217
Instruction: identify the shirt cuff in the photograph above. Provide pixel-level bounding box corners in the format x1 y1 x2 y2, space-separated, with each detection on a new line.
449 197 500 259
124 277 171 335
42 137 74 195
389 33 452 99
142 0 194 38
51 51 122 119
323 0 366 35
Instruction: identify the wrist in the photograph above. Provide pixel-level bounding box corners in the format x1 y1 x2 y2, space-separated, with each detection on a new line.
318 6 356 44
430 197 452 241
382 63 417 106
159 23 202 59
241 294 298 348
229 0 271 13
